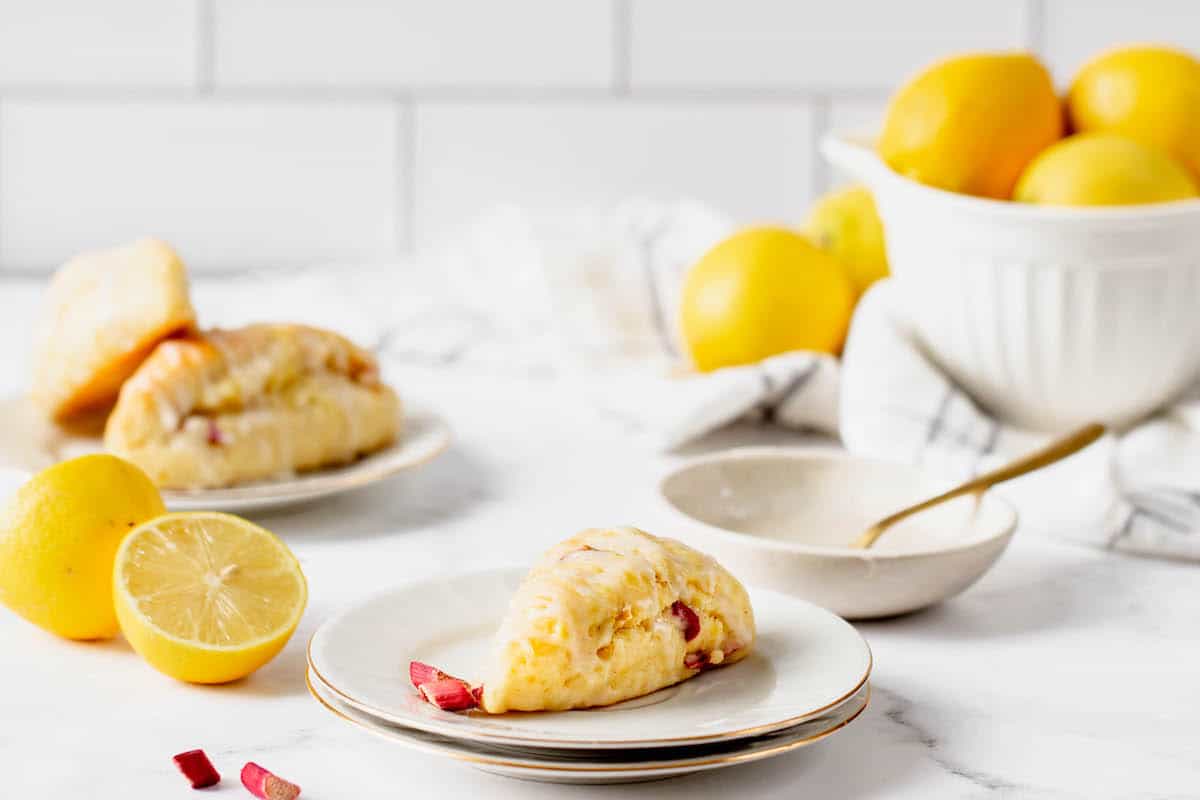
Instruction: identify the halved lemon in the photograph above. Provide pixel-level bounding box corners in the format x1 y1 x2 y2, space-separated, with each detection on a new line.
113 512 307 684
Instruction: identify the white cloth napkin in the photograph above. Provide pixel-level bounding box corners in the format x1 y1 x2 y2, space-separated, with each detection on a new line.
389 203 1200 562
594 281 1200 561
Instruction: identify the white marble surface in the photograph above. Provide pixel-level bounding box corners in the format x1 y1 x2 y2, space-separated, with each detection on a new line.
2 277 1200 799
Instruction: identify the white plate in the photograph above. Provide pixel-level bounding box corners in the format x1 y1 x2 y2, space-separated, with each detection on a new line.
0 395 450 512
308 668 870 784
307 568 872 750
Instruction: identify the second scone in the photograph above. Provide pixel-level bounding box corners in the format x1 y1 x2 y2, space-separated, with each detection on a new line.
104 323 401 489
30 238 196 421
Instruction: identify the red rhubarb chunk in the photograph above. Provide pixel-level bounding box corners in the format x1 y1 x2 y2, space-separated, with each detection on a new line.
172 749 220 789
408 660 460 689
684 651 709 670
471 684 484 706
241 762 301 800
670 601 701 642
419 678 478 711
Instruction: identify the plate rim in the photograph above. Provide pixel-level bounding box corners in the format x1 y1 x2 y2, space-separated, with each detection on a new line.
306 668 871 775
307 568 874 749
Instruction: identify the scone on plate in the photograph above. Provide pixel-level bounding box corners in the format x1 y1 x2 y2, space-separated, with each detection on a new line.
30 239 196 421
410 527 755 713
104 323 401 489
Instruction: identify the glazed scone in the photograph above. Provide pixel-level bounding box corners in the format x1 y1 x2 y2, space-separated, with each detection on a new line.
104 323 400 489
479 527 755 713
30 238 196 421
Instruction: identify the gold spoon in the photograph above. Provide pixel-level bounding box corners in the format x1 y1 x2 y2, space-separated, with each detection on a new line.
850 422 1106 550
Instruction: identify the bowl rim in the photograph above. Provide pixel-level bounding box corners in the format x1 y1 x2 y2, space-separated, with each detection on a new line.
656 446 1019 560
822 131 1200 224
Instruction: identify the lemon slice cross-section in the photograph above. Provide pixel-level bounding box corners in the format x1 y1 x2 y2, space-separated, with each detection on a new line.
114 511 307 684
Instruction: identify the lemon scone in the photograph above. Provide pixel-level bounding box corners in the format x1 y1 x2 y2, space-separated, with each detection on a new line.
30 238 196 421
104 323 400 489
411 528 755 713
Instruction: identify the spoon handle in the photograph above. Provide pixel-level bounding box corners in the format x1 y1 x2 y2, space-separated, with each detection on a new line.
851 422 1106 550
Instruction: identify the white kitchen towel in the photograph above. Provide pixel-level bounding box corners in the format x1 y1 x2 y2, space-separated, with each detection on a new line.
385 203 1200 561
593 280 1200 561
839 283 1200 562
380 202 733 373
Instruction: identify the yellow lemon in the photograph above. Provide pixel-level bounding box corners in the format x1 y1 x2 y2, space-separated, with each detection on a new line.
680 227 855 371
1014 133 1198 206
1068 45 1200 179
802 185 889 295
113 512 307 684
879 52 1062 199
0 454 164 640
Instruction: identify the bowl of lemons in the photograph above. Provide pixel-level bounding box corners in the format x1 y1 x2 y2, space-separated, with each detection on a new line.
823 45 1200 432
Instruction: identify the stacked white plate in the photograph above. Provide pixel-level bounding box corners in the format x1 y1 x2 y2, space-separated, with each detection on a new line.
307 569 872 784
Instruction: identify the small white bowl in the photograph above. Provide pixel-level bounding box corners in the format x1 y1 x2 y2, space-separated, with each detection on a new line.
656 447 1017 620
823 133 1200 432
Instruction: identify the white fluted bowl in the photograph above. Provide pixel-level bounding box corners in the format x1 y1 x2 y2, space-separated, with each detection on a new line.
823 134 1200 431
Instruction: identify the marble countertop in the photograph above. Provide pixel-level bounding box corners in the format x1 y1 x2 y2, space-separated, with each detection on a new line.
2 277 1198 799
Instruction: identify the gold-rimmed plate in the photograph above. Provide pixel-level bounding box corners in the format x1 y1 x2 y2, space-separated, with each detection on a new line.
308 668 870 784
0 396 450 513
307 568 872 750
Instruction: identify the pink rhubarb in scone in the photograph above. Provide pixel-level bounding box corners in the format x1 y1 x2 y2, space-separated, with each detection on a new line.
412 527 755 713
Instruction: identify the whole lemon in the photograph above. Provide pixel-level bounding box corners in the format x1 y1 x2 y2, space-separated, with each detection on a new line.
1014 133 1198 206
0 454 165 640
1068 45 1200 179
802 185 889 295
680 227 855 371
879 52 1062 199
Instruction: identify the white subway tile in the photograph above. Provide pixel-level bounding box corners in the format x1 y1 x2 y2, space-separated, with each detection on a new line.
829 99 888 138
631 0 1028 90
0 101 401 271
215 0 613 88
413 102 814 247
0 0 197 87
1042 0 1200 81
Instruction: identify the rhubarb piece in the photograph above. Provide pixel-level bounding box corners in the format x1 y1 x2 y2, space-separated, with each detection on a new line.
419 678 478 711
669 600 701 641
470 684 484 706
206 419 223 446
409 660 456 689
172 749 220 789
241 762 301 800
684 651 708 670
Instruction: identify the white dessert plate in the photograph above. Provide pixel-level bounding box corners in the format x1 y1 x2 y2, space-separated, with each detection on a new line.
307 668 870 784
307 568 872 750
0 396 450 512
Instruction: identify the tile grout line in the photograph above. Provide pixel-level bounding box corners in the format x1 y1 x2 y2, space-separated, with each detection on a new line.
0 85 893 104
612 0 632 95
196 0 215 94
397 97 416 254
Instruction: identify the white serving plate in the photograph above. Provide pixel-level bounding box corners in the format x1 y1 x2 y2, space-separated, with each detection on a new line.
307 567 872 750
0 396 450 512
308 668 870 784
656 447 1018 620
